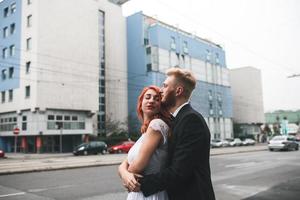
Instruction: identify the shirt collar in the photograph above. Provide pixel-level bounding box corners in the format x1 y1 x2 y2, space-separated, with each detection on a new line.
172 101 189 117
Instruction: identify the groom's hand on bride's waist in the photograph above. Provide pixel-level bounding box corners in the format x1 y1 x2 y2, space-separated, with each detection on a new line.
123 173 143 192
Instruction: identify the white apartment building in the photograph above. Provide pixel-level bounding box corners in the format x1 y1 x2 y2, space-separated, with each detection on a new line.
229 67 265 138
0 0 128 153
229 67 265 124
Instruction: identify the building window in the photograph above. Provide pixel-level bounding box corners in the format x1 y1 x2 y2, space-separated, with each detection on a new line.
217 92 222 102
3 27 8 38
100 69 105 76
25 86 30 98
8 67 14 78
8 90 13 102
56 115 63 121
100 105 105 112
10 23 15 35
100 87 105 93
144 38 149 46
146 63 152 72
4 7 9 17
206 49 211 61
209 103 214 116
26 38 32 50
208 90 213 101
27 15 32 27
100 79 105 86
2 48 8 59
10 3 16 14
183 41 188 54
146 46 151 54
64 116 70 121
215 53 219 65
26 61 31 73
100 97 105 104
1 69 7 80
1 91 5 103
98 10 106 133
170 36 176 50
22 115 27 131
48 115 55 120
9 45 15 57
72 116 78 121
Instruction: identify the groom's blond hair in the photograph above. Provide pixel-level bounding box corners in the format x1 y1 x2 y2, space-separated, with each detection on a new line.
166 66 196 98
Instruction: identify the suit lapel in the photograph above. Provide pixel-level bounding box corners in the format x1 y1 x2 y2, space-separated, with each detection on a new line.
167 104 191 164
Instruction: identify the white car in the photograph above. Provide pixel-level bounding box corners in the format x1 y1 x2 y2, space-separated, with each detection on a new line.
226 138 242 146
268 135 299 151
221 140 230 147
242 138 256 146
211 139 223 148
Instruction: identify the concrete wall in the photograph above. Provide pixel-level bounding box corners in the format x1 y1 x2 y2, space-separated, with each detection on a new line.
230 66 265 124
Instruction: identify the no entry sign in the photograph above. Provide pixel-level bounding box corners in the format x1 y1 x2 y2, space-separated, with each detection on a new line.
13 127 20 135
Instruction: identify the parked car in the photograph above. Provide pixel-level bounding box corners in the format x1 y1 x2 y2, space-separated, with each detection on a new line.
268 135 299 151
242 138 256 146
0 149 5 158
210 139 223 148
221 139 230 147
108 141 135 153
73 141 107 156
225 138 242 146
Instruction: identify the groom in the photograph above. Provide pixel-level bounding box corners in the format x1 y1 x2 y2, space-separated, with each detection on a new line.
125 67 215 200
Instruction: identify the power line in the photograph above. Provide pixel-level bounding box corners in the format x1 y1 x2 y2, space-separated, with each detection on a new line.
0 45 142 77
0 58 147 82
148 0 299 74
287 74 300 78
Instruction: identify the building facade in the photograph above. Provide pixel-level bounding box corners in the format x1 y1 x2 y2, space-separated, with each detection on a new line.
265 110 300 134
0 0 128 153
127 12 233 139
229 67 265 138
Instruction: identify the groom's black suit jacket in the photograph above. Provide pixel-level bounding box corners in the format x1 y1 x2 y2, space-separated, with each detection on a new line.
140 104 215 200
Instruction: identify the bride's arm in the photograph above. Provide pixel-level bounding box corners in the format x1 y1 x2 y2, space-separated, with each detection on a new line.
118 158 140 189
128 127 163 174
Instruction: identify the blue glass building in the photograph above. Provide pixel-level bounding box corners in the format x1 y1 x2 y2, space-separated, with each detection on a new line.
127 12 233 139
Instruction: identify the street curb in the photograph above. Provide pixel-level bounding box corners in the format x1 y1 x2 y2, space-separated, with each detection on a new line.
0 162 121 176
211 147 268 156
0 146 268 176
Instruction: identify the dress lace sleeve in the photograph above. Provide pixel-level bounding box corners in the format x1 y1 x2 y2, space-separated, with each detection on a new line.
148 118 169 144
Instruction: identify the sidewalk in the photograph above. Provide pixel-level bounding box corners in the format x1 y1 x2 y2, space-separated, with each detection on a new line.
0 144 268 175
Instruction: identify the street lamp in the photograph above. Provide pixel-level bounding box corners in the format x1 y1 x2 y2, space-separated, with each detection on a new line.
287 74 300 78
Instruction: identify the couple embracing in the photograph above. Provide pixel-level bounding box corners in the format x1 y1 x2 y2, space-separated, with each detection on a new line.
118 67 215 200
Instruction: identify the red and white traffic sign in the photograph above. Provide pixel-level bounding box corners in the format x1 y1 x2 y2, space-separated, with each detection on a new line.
13 127 20 135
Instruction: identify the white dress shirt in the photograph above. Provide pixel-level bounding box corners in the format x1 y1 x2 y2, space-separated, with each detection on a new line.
172 101 189 118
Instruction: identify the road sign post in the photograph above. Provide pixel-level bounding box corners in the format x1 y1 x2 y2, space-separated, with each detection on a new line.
13 127 20 153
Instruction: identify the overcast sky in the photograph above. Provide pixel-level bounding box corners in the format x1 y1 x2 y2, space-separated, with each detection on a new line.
122 0 300 112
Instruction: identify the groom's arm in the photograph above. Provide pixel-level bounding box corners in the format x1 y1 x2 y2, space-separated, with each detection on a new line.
140 114 206 196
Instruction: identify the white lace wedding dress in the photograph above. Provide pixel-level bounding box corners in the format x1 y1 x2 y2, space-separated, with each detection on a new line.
126 118 169 200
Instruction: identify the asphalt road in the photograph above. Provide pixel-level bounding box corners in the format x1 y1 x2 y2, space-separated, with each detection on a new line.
0 150 299 200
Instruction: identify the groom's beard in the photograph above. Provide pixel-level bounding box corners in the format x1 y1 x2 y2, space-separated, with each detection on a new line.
162 90 176 111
